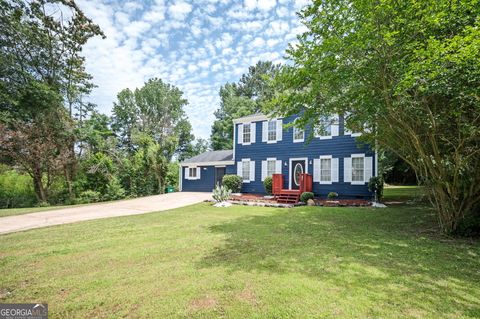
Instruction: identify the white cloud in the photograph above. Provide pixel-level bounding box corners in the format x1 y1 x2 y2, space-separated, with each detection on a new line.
168 1 192 21
76 0 303 139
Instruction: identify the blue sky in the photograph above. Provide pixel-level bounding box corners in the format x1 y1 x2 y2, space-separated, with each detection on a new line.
77 0 309 139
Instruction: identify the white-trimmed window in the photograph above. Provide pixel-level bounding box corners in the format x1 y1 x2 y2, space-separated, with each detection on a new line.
267 159 276 177
344 154 373 185
352 156 364 182
243 123 251 144
313 156 339 184
261 158 282 181
189 167 197 179
185 166 200 180
320 158 332 182
242 161 250 181
293 125 304 143
238 122 256 145
315 115 339 139
267 120 276 141
237 159 255 183
262 119 283 143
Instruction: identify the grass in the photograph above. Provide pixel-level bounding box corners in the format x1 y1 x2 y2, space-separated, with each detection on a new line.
0 187 479 318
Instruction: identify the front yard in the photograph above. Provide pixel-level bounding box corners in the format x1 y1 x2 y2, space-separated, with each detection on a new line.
0 187 479 318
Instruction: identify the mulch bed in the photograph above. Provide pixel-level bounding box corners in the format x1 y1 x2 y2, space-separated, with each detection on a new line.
230 193 277 203
313 198 371 207
229 194 371 207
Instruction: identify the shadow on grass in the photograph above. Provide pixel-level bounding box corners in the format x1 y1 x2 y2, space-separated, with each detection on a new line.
198 205 480 316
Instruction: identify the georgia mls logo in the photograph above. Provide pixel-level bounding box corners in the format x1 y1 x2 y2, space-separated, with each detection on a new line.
0 303 48 319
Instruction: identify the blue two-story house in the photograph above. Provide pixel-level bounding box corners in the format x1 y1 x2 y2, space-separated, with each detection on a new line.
180 113 377 199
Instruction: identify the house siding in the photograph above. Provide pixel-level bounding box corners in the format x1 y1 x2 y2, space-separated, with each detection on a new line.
234 115 375 198
181 165 235 192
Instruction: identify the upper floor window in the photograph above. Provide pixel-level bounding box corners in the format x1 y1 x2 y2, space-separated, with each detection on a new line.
267 120 276 141
293 125 304 143
243 123 251 144
351 156 365 182
262 119 283 143
314 115 339 139
238 122 255 145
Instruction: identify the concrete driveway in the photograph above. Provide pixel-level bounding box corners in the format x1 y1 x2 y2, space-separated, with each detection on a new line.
0 192 212 235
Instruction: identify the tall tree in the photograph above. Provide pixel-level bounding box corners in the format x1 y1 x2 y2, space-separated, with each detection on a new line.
267 0 480 234
0 0 103 202
112 78 191 193
210 61 280 150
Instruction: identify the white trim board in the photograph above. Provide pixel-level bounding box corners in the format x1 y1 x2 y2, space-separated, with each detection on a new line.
288 157 308 190
180 160 234 167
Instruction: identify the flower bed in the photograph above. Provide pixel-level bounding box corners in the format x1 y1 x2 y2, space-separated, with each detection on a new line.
314 198 371 207
229 193 371 207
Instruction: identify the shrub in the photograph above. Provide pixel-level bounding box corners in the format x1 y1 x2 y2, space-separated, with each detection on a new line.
263 176 273 195
212 183 232 202
327 192 338 199
104 177 126 201
300 192 314 203
368 176 384 201
76 190 101 204
222 175 242 193
0 167 37 208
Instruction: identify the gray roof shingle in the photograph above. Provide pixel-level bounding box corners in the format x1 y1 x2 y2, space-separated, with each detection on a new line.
182 150 233 164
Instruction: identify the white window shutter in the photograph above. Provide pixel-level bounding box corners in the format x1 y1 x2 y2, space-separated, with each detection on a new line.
365 156 373 183
237 161 242 177
275 160 282 173
344 158 352 183
184 167 189 180
332 158 339 182
313 159 320 182
262 121 267 142
249 161 255 181
261 160 267 181
250 122 256 143
238 124 243 145
276 119 282 141
196 167 201 180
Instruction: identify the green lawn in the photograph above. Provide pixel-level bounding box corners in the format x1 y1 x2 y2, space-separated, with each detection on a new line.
0 189 479 318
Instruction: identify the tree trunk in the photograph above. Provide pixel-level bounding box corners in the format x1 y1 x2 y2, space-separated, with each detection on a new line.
32 169 47 203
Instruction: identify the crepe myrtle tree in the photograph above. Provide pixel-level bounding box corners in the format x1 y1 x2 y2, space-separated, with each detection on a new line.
266 0 480 234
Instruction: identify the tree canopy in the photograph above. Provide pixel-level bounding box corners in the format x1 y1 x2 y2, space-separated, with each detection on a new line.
210 61 280 150
267 0 480 234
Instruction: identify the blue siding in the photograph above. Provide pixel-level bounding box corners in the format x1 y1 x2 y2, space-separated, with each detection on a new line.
234 115 376 199
182 165 235 192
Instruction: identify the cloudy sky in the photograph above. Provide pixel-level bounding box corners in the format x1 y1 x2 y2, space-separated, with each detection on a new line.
77 0 309 139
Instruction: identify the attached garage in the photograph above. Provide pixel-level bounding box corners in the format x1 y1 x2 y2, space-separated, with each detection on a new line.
180 150 235 192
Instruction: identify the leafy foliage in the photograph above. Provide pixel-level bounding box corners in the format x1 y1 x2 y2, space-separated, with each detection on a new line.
212 183 232 203
368 177 385 201
222 175 242 193
0 165 36 208
267 0 480 234
300 192 314 203
327 192 338 199
210 61 280 150
263 176 273 195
